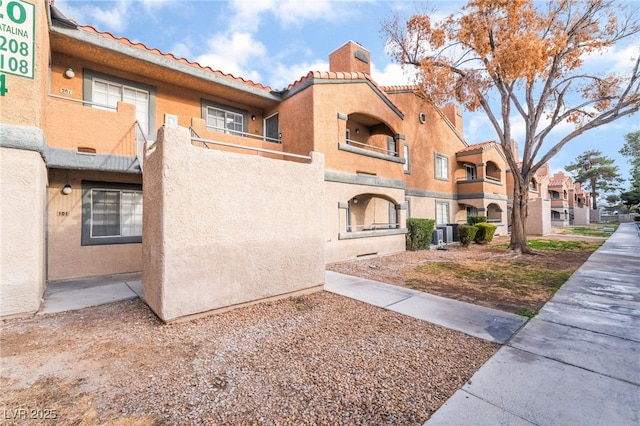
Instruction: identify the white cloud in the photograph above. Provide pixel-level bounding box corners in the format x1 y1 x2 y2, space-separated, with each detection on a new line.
370 62 410 86
195 32 267 82
84 0 130 33
268 60 329 90
581 42 640 75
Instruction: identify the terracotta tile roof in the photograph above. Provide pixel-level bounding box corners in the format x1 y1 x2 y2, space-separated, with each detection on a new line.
285 71 403 114
285 70 370 90
380 85 419 92
77 25 275 92
548 178 566 186
457 140 497 153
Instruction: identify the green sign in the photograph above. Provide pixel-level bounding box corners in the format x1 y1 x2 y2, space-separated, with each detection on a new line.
0 0 35 79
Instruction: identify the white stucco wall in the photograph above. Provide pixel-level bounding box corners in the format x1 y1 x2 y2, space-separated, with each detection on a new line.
143 126 325 322
0 147 47 318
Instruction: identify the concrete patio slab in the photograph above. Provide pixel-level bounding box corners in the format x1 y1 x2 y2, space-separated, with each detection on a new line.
40 282 138 314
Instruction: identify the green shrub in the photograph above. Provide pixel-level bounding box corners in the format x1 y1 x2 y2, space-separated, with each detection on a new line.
474 222 497 244
406 218 436 251
458 224 478 247
467 215 488 225
634 215 640 222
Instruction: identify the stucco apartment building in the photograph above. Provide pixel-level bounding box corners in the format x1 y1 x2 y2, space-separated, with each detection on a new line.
1 1 511 319
505 159 591 236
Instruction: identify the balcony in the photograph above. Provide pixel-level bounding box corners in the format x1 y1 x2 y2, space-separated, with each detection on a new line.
190 118 284 159
46 95 138 157
456 176 504 199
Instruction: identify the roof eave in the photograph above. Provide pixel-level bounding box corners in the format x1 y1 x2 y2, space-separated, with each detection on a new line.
49 24 282 104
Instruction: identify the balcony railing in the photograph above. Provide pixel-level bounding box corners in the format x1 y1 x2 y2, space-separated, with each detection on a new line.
205 124 281 144
346 222 400 232
345 138 397 157
191 136 311 162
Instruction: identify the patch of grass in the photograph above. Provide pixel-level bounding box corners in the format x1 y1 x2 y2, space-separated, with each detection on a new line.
416 259 571 294
559 224 618 238
515 307 537 318
527 239 602 251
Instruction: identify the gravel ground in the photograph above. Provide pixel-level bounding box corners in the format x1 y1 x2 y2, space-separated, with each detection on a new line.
1 292 498 425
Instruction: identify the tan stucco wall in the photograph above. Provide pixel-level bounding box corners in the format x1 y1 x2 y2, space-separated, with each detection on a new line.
573 206 590 226
143 126 325 322
0 148 47 318
526 197 552 235
324 180 406 263
46 169 143 281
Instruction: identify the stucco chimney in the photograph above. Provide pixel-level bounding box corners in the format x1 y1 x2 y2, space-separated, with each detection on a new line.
441 104 463 134
329 41 371 74
510 140 519 161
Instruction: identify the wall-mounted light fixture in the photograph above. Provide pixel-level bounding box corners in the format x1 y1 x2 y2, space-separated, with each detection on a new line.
355 128 360 134
419 112 426 124
251 115 256 121
352 197 358 204
62 184 72 195
64 68 75 79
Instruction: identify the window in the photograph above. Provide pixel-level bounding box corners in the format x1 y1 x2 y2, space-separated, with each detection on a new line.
435 153 449 180
84 70 156 139
206 106 244 136
82 181 142 245
93 80 150 134
551 210 561 220
465 164 477 180
201 100 248 136
403 144 410 173
264 113 280 143
466 206 478 217
436 202 449 225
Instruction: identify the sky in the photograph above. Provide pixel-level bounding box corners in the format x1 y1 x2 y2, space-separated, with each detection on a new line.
54 0 640 197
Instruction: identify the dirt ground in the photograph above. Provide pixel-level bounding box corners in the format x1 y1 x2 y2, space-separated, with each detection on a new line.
327 233 603 314
1 294 497 425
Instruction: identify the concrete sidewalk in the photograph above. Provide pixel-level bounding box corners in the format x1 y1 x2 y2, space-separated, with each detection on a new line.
325 271 527 344
427 222 640 425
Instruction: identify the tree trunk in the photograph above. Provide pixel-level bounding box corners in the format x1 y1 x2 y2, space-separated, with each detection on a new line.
509 182 534 254
591 176 598 210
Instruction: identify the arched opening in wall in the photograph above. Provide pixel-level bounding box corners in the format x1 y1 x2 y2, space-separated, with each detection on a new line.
529 177 538 192
345 113 397 157
347 194 399 232
485 161 501 181
486 203 503 223
563 190 568 200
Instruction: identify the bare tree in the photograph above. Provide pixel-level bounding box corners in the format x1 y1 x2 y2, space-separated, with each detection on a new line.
384 0 640 253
